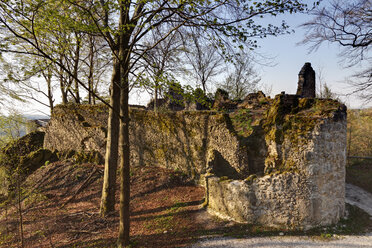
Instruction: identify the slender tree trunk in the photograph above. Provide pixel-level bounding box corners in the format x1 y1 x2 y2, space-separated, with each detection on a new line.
117 62 130 248
42 65 54 112
73 34 81 104
59 56 68 104
46 67 54 112
17 175 24 248
117 3 131 243
88 35 95 105
100 56 121 216
154 81 158 112
202 77 206 93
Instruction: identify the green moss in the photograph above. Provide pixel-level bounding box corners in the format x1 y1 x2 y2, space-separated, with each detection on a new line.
51 104 109 131
72 150 103 164
263 96 340 144
154 147 166 161
262 95 345 174
244 174 257 184
217 176 234 184
57 149 76 160
230 109 254 137
19 148 58 175
219 176 229 182
0 131 45 175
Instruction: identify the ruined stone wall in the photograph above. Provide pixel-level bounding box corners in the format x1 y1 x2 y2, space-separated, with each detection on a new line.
206 117 346 229
44 105 254 181
43 97 346 230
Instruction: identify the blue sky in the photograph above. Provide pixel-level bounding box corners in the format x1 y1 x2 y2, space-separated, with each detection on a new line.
253 6 370 109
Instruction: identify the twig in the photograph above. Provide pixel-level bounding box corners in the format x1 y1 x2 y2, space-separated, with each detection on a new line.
68 230 100 234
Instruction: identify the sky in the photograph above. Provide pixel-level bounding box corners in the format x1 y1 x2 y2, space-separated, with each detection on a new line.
132 0 371 110
7 0 371 117
255 10 369 109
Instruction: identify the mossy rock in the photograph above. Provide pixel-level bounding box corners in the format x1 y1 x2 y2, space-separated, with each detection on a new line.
0 131 45 171
72 150 103 165
19 149 58 175
57 149 76 160
2 131 45 158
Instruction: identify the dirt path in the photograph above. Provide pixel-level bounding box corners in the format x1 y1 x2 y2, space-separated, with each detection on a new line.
190 234 372 248
191 184 372 248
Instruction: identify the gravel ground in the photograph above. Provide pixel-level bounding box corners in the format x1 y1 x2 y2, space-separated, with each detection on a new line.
191 234 372 248
191 184 372 248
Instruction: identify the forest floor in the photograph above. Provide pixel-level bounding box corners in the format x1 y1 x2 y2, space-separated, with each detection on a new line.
0 160 371 248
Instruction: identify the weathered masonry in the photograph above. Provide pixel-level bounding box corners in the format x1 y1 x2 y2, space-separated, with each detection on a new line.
44 64 347 230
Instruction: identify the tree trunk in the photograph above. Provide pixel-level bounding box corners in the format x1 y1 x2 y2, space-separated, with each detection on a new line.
117 1 132 246
154 81 158 112
117 63 130 248
202 77 206 93
17 175 24 248
100 56 121 216
88 35 95 105
46 67 54 112
59 56 68 104
73 33 81 104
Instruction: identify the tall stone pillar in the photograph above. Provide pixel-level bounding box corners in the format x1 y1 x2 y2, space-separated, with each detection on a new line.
296 62 315 98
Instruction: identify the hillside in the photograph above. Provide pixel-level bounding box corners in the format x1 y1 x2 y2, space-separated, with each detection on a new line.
1 158 371 248
1 160 211 248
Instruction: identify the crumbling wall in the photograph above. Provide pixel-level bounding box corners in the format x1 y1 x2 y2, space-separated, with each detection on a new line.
206 116 346 229
43 96 346 229
44 105 255 181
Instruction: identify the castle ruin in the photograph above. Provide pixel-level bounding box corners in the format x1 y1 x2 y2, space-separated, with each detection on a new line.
43 63 347 230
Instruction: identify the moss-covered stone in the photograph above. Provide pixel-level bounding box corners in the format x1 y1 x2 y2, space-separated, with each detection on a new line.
0 131 45 172
72 150 103 165
19 149 58 174
244 174 257 184
2 131 45 158
261 94 346 174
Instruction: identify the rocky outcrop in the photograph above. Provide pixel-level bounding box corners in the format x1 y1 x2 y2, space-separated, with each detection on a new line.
0 131 58 177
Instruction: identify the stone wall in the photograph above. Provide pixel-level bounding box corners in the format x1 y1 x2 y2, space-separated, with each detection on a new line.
206 117 346 230
43 95 347 229
44 104 254 181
